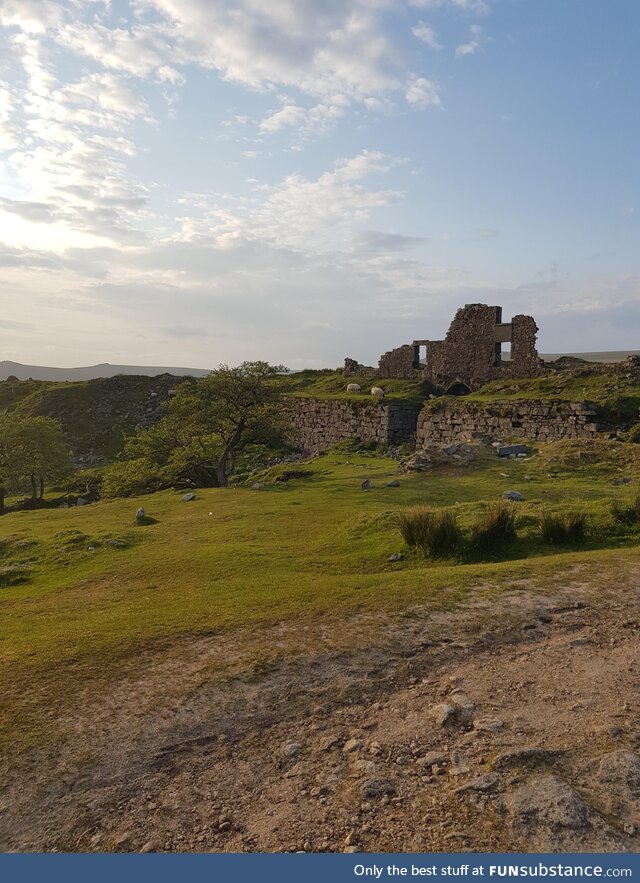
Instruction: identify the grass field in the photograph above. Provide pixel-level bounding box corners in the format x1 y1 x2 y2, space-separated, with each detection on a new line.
1 438 639 753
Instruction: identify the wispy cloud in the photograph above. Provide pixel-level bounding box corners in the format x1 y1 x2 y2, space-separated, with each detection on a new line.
455 24 486 56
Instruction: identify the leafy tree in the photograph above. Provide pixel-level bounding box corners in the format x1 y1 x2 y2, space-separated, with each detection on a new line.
8 416 71 503
0 413 18 515
103 361 289 494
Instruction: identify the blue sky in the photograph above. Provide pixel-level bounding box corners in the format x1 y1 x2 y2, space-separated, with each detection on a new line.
0 0 638 368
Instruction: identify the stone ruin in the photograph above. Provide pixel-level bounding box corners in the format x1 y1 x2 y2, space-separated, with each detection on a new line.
345 304 542 393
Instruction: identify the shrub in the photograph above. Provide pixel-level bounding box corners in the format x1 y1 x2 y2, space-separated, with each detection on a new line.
539 511 587 544
470 504 518 557
611 492 640 526
397 507 462 559
627 423 640 444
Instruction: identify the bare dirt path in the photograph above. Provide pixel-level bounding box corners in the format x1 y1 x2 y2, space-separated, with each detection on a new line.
1 564 639 853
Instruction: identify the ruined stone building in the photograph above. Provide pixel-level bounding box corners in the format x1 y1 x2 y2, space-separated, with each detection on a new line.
346 304 542 393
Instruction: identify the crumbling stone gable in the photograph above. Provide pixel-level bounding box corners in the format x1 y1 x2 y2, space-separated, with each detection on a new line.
424 304 504 390
511 314 542 376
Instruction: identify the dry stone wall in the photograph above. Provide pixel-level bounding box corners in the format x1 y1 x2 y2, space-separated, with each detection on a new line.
417 399 599 447
288 397 420 455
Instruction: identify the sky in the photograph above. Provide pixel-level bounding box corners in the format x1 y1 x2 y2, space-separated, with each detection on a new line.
0 0 639 370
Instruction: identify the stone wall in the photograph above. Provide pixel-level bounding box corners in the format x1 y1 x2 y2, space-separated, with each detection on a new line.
377 344 419 380
288 397 421 455
417 399 599 447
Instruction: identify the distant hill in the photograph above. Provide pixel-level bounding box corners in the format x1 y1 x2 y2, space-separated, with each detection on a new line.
0 361 211 382
540 351 640 364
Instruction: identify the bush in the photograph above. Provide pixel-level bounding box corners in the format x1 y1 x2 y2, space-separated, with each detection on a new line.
628 423 640 444
470 504 518 557
539 511 587 544
611 492 640 526
397 507 462 559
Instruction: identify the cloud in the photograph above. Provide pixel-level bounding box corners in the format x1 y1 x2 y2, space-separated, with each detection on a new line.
409 0 490 14
455 24 485 56
412 22 442 50
405 74 441 108
0 0 63 33
355 230 426 252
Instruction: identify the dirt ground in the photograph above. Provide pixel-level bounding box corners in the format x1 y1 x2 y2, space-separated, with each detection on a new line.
1 562 639 854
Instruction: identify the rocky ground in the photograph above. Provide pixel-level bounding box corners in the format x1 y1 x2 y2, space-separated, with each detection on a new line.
1 563 639 854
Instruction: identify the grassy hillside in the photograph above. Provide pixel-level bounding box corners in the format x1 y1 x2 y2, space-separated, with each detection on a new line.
0 374 184 460
1 437 639 753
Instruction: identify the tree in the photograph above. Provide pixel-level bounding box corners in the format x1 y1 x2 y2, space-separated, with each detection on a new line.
8 416 71 503
0 413 17 515
103 361 289 494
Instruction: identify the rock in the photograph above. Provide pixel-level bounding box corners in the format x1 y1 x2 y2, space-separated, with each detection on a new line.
282 741 302 757
597 750 640 800
386 480 400 488
492 747 565 771
417 751 447 767
361 479 372 491
497 445 530 458
360 777 397 799
504 774 625 850
454 773 500 794
430 703 456 726
505 775 588 830
502 490 524 502
317 735 340 752
77 497 87 506
251 483 266 490
113 832 132 850
182 492 197 501
474 717 505 733
387 552 403 562
368 741 383 756
450 690 475 718
343 738 363 754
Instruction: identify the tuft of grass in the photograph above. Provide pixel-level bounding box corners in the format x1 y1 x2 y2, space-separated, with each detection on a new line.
539 510 587 545
469 504 518 557
611 492 640 526
0 565 32 588
397 507 462 559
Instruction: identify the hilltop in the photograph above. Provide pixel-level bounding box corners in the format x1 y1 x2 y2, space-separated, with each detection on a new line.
0 361 211 382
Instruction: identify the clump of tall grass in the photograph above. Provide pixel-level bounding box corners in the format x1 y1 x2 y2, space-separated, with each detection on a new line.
397 507 462 559
469 503 518 557
539 510 587 544
611 492 640 526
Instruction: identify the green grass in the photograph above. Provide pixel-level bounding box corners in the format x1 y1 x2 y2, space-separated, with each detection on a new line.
1 439 639 753
281 369 429 404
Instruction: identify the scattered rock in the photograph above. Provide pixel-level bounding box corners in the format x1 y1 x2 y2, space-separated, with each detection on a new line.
492 747 565 771
497 445 531 458
454 773 500 794
474 717 505 733
361 777 397 799
502 490 524 502
503 774 625 850
251 483 266 490
317 735 340 752
343 738 363 754
418 751 447 767
386 480 400 488
597 750 640 800
282 741 302 758
387 552 403 562
430 703 456 726
361 479 372 491
182 492 197 502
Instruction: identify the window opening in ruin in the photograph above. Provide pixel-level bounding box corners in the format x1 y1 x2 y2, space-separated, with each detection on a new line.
446 381 471 396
